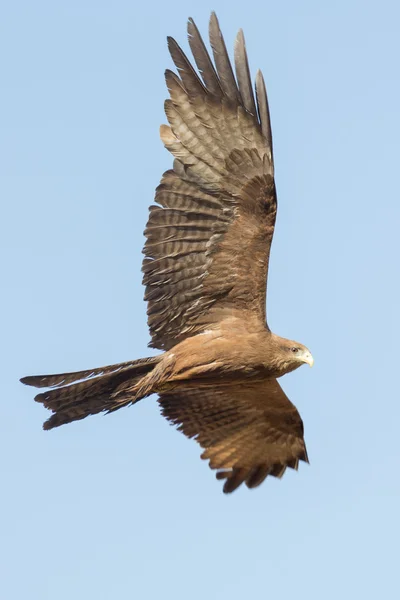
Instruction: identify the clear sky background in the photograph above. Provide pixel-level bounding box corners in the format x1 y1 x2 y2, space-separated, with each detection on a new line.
2 1 400 598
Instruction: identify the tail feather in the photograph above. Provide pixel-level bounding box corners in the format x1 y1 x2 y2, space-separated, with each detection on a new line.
20 357 157 389
21 356 161 430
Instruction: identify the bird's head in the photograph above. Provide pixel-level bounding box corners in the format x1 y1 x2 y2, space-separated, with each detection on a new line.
271 335 314 376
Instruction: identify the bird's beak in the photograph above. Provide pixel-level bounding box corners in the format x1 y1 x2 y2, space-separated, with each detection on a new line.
303 352 314 368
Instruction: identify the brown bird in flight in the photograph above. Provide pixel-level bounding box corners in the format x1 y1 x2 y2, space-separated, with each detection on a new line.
21 13 313 493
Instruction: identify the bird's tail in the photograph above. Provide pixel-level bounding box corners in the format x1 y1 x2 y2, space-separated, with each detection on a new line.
20 356 161 430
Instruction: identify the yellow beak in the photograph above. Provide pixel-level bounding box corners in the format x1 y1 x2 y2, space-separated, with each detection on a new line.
303 352 314 368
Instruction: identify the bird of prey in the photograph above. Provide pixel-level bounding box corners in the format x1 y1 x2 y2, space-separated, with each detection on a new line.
21 13 313 493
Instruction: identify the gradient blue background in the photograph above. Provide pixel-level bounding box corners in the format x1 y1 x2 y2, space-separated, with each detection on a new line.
2 1 399 598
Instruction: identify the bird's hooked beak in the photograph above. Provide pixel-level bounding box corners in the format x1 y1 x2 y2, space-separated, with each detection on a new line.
302 351 314 368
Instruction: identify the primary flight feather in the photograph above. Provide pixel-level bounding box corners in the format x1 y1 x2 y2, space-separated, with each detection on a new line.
21 13 313 494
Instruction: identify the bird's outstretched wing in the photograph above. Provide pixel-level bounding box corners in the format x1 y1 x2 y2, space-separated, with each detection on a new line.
159 379 308 493
143 13 276 350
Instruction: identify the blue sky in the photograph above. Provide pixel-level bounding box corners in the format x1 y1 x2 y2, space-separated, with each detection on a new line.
2 1 400 598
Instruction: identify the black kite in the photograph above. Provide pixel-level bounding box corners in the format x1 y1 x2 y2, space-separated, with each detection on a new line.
21 13 313 493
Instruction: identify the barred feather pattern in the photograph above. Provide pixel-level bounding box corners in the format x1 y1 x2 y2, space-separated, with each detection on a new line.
143 13 276 350
21 356 160 430
159 379 308 493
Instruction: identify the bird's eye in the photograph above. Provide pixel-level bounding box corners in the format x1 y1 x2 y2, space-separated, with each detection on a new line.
291 347 299 353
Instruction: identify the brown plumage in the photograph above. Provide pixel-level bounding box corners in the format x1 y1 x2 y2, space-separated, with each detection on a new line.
21 13 313 493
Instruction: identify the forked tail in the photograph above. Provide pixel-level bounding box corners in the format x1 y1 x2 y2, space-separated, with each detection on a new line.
20 356 161 430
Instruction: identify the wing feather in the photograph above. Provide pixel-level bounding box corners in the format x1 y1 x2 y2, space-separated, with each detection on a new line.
159 379 308 493
255 70 274 166
234 29 257 117
209 12 241 102
187 17 222 95
144 14 276 350
167 37 206 97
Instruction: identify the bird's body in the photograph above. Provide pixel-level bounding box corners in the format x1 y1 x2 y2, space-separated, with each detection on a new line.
21 13 313 493
157 323 308 385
